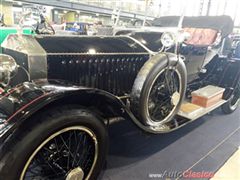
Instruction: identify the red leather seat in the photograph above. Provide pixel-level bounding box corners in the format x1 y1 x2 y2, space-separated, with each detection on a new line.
183 28 218 46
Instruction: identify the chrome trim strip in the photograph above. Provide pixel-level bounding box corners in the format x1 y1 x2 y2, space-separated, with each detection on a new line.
127 35 155 55
47 52 150 56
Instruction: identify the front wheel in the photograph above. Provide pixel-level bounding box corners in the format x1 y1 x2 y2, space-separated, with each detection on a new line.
0 106 108 180
131 53 187 128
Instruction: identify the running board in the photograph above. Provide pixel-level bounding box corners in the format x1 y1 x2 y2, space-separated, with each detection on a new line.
177 100 226 120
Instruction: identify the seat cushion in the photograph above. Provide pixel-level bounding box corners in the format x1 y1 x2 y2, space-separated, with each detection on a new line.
184 28 218 46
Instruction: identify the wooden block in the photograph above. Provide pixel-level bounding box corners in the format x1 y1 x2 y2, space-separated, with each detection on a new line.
191 85 225 108
180 102 203 117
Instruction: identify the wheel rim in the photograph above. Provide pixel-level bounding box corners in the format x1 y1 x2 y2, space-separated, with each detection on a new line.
146 67 182 126
229 92 240 111
20 126 98 180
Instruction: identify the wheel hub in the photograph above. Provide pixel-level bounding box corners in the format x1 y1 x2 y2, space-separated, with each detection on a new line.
66 167 84 180
171 91 180 106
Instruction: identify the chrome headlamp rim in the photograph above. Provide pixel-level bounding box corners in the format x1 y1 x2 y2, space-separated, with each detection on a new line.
161 32 176 48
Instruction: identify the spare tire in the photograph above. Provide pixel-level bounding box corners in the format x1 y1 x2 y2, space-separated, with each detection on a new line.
131 53 187 127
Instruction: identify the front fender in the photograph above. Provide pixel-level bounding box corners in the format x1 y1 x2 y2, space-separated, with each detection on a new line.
0 79 126 142
0 79 182 141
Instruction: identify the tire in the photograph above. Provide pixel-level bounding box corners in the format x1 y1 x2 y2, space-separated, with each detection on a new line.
234 41 240 58
221 88 240 114
0 105 108 180
131 53 187 127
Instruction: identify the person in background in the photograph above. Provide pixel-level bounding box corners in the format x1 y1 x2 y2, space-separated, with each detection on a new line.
0 14 5 26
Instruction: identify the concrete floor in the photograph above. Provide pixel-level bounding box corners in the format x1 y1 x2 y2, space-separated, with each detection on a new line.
100 107 240 180
211 149 240 179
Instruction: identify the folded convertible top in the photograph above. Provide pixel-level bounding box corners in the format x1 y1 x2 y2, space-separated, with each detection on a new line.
152 15 234 37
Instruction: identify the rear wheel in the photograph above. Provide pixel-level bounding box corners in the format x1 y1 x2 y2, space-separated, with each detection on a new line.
0 106 108 180
221 86 240 114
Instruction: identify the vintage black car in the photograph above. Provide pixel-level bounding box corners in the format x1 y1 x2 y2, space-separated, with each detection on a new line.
0 15 239 180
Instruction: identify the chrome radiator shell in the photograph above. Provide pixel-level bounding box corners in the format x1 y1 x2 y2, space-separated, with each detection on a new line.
1 34 47 80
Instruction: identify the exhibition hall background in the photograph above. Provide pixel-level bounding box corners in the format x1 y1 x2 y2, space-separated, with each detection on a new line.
1 0 240 29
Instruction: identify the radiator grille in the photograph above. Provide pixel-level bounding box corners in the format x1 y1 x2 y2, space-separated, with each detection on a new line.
47 54 149 95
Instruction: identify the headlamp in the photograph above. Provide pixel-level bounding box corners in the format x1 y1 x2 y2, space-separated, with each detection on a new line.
161 32 175 48
0 55 18 87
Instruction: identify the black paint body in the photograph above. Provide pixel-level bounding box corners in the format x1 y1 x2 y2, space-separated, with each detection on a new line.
1 32 240 140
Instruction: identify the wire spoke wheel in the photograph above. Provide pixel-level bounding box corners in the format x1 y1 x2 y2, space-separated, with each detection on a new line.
131 53 186 131
222 83 240 114
230 90 240 108
147 68 181 123
20 126 98 180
